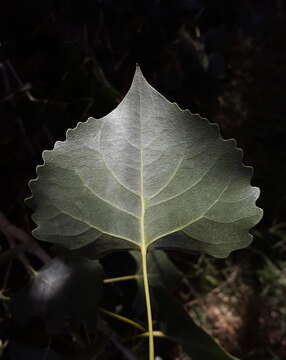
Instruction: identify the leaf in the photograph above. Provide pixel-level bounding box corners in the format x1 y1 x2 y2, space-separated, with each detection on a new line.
153 286 239 360
26 65 262 359
12 256 103 333
133 250 239 359
27 65 262 256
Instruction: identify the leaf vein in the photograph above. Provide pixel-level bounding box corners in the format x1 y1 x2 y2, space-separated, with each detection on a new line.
98 126 140 196
44 206 139 247
148 149 186 200
74 170 140 219
148 178 231 245
147 151 232 208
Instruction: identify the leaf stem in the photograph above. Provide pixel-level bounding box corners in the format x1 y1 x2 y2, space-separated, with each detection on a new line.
127 331 169 341
98 306 145 332
141 246 154 360
103 274 142 284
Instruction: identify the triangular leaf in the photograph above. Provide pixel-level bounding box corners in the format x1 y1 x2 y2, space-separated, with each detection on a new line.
26 66 262 257
26 66 262 359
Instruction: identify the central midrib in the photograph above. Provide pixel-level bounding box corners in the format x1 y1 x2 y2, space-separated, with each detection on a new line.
139 86 146 249
137 77 155 359
140 148 145 248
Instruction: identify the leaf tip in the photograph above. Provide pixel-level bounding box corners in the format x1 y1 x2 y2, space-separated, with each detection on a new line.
133 64 145 82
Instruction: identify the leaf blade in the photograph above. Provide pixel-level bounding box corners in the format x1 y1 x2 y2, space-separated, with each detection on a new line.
27 66 262 255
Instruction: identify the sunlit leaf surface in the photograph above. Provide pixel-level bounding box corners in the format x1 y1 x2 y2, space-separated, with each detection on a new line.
27 66 262 360
27 66 262 257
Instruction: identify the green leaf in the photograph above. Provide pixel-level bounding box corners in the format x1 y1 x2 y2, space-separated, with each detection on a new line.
153 286 239 360
26 65 262 256
13 256 103 333
26 65 262 359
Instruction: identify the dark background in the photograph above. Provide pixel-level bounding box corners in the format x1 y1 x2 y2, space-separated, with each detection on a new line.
0 1 286 359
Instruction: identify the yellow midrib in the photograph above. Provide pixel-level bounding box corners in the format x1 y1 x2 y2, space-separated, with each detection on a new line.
140 147 145 248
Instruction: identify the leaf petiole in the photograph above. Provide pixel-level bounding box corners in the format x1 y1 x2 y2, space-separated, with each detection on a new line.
141 246 155 360
103 274 143 284
131 331 169 340
98 306 145 332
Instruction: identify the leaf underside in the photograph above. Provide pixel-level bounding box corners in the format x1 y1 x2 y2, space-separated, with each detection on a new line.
27 66 262 257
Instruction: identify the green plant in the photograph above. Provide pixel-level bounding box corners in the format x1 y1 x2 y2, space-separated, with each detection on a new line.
26 66 262 360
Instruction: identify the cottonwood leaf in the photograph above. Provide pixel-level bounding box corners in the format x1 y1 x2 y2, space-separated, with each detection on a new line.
26 66 262 257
